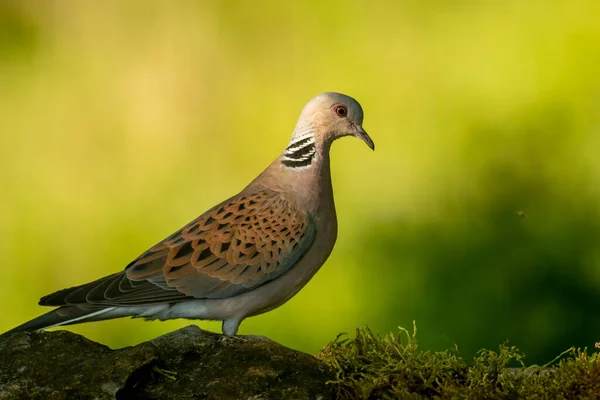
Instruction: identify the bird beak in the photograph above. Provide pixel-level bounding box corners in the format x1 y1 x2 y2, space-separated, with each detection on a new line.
353 124 375 151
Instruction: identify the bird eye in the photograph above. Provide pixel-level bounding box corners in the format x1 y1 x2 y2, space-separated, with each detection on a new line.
333 104 347 118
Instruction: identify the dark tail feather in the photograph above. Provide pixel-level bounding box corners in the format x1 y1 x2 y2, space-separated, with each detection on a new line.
4 306 116 334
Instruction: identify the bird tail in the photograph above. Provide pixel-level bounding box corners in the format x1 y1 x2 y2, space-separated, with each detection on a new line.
4 306 117 334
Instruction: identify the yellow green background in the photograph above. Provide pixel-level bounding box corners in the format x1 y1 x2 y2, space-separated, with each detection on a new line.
1 1 600 364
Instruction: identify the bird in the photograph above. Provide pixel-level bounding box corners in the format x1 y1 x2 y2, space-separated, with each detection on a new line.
6 92 374 336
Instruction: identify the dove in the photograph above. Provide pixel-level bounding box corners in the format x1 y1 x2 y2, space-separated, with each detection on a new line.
6 92 374 336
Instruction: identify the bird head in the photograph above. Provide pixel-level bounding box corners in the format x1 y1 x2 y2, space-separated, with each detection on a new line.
293 92 374 151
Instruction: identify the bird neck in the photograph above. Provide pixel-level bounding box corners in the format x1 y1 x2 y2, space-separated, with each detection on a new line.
249 136 334 216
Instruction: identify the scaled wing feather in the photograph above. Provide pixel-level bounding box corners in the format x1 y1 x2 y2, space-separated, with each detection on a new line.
40 190 315 307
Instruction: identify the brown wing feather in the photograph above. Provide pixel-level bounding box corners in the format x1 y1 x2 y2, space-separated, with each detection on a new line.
40 190 315 307
128 190 314 297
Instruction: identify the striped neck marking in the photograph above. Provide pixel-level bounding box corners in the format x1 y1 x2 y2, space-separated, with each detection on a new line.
282 134 317 169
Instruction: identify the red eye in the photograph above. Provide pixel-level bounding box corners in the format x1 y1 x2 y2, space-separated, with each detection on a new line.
333 104 347 118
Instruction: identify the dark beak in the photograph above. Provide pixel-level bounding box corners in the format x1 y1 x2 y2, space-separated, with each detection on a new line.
353 124 375 150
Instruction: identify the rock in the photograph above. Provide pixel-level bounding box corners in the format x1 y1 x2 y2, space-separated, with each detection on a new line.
0 326 334 400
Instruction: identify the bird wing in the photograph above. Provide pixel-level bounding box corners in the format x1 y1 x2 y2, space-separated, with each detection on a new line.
40 190 316 307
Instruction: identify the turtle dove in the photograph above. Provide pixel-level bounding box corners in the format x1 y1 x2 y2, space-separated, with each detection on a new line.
6 92 374 336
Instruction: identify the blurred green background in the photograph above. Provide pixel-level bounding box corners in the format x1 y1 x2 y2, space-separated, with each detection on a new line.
1 1 600 364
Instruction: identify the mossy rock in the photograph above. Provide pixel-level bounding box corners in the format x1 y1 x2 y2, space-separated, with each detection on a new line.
1 324 599 399
317 323 600 399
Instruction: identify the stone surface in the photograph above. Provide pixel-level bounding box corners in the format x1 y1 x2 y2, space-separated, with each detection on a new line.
0 326 334 400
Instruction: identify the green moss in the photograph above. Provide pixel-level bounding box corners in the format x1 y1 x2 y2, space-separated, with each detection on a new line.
317 322 600 399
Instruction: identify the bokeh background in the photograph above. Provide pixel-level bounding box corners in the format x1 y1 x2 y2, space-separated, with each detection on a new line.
1 1 600 365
